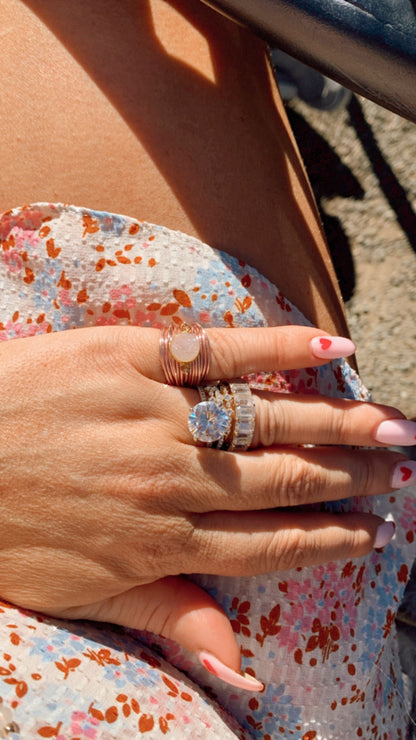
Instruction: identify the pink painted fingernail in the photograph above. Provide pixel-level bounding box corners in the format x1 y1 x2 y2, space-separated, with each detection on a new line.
373 521 395 549
197 651 264 692
374 419 416 446
391 460 416 488
310 336 356 360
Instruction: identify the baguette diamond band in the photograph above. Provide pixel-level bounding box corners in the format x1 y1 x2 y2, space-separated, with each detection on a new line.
226 380 256 451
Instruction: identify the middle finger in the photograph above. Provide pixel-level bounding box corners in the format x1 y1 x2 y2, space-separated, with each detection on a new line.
173 386 416 450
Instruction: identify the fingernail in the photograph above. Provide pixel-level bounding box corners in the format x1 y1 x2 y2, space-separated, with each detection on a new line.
391 460 416 488
374 521 395 549
374 419 416 446
310 336 356 360
197 651 264 692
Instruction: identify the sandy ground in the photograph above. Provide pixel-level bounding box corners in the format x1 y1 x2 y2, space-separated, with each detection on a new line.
286 95 416 421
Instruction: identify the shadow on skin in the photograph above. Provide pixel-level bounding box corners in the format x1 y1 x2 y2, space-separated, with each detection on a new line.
21 0 347 335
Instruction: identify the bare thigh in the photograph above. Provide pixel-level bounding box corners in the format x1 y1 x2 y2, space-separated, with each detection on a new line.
0 0 351 340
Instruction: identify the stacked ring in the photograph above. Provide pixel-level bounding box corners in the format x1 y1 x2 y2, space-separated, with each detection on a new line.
227 379 257 451
188 379 256 451
160 322 210 386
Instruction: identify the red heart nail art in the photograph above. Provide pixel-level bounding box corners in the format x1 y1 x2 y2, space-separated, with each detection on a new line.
319 338 332 350
202 658 218 676
401 466 412 482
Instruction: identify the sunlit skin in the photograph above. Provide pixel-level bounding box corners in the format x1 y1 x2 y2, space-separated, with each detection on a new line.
0 0 412 684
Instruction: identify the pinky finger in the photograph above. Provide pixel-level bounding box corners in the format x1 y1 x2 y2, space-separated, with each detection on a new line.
187 511 395 576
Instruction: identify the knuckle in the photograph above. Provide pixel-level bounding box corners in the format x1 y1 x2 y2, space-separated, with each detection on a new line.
349 453 375 496
210 330 244 378
270 330 291 367
265 528 316 571
129 453 191 517
274 520 372 571
325 407 353 445
87 326 121 370
142 513 195 576
316 399 369 445
272 455 322 507
342 526 363 557
146 469 188 511
271 401 293 442
255 397 274 447
266 526 359 571
256 396 293 447
332 522 369 560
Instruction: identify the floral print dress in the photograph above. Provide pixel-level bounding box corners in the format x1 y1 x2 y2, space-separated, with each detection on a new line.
0 203 414 740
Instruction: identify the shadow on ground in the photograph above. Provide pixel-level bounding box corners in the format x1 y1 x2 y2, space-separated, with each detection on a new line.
346 95 416 256
287 95 416 304
286 106 362 302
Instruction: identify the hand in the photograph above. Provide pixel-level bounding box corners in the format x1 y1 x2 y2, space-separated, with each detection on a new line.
0 325 414 689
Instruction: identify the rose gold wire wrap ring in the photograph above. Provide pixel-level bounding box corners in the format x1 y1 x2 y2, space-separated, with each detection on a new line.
159 322 211 386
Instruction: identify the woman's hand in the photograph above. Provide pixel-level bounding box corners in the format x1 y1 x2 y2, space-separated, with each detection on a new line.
0 325 414 689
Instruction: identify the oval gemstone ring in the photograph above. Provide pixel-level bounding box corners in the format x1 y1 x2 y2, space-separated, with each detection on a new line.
160 322 210 386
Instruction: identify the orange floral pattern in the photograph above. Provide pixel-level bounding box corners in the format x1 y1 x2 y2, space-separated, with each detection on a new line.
0 203 414 738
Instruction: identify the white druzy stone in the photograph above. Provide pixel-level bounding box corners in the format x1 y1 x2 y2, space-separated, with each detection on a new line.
170 332 200 362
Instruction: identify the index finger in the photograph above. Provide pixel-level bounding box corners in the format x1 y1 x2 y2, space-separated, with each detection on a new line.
202 325 355 380
127 325 356 381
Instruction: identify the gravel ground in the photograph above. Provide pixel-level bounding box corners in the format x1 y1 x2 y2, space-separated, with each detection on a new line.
285 91 416 729
286 95 416 419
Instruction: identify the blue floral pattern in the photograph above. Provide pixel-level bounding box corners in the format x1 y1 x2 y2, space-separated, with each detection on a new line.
0 203 414 739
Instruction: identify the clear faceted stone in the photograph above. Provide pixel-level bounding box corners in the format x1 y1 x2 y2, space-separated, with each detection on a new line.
5 725 20 739
188 400 230 443
170 333 199 363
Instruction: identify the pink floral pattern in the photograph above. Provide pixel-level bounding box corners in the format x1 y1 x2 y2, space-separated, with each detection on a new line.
0 203 414 739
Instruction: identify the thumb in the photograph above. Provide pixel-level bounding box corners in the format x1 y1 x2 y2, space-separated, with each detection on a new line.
63 576 264 692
